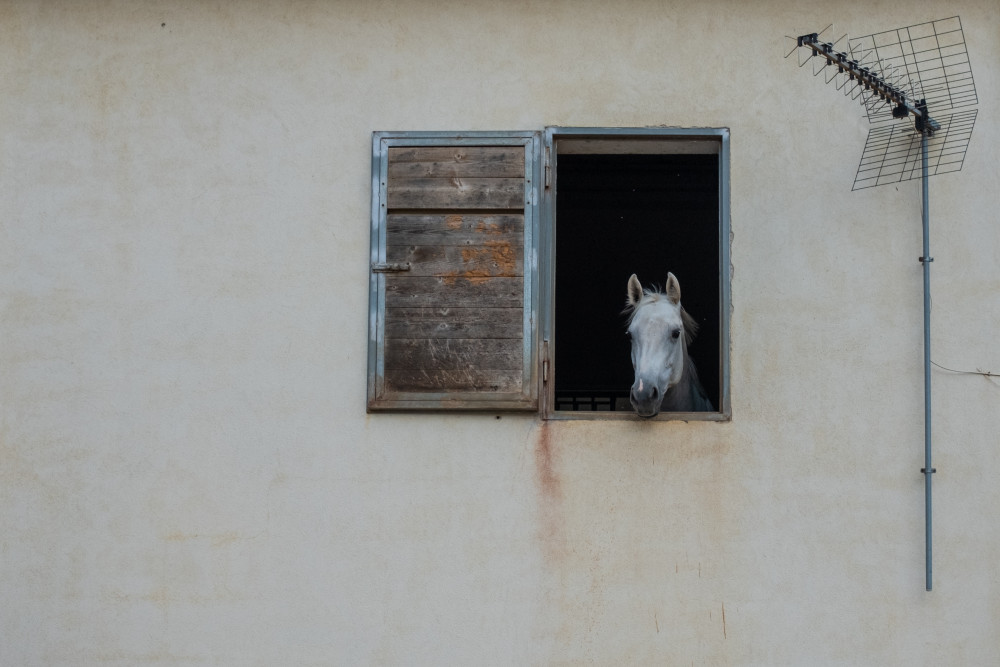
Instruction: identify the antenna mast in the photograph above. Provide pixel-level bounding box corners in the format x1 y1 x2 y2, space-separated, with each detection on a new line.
788 17 978 591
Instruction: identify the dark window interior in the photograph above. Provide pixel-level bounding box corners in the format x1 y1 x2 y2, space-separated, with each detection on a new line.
554 151 720 411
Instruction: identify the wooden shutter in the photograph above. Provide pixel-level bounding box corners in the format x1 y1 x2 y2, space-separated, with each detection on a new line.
367 132 540 411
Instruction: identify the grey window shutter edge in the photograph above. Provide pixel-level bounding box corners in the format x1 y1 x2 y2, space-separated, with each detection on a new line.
367 131 540 411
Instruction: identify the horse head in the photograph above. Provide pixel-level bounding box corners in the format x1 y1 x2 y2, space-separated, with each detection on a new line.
625 272 700 418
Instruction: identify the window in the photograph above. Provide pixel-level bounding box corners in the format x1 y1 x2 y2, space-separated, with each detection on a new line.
368 128 730 419
543 128 729 419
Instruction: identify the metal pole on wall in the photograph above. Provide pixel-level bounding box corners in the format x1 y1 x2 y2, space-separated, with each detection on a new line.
920 129 935 592
789 17 978 591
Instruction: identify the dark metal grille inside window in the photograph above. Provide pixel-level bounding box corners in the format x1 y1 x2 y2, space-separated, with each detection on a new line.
553 152 720 411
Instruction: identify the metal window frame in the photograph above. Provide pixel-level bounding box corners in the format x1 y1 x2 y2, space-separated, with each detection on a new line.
540 126 732 421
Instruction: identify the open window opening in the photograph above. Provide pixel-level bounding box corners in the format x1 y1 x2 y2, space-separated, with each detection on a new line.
546 132 728 418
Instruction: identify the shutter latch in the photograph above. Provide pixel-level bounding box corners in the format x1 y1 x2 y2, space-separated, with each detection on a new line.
371 262 411 273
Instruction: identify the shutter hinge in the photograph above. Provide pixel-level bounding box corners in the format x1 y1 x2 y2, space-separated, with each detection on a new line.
544 146 551 189
542 339 550 383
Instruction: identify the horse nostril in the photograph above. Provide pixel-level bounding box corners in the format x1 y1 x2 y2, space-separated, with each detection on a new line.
650 386 658 400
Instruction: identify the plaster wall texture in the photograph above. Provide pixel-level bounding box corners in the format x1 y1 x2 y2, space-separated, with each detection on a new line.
2 1 999 665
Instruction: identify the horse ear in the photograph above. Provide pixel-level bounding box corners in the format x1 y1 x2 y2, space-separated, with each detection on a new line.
665 272 681 304
627 274 643 306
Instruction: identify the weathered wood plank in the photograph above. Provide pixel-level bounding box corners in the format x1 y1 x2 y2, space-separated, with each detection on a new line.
384 369 523 393
385 307 523 339
387 177 525 210
384 338 523 371
385 243 523 278
385 276 523 308
386 214 523 246
388 146 525 179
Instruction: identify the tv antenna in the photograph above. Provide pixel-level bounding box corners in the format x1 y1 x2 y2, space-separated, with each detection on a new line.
786 16 978 591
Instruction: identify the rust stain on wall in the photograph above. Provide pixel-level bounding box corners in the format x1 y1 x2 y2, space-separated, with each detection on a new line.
535 421 560 500
534 421 565 563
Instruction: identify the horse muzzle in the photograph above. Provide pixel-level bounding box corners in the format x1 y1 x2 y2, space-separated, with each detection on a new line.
630 379 663 418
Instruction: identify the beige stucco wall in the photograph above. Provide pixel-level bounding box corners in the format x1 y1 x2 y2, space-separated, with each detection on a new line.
3 1 999 664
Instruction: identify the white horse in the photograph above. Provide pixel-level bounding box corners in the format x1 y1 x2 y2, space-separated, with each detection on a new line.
625 273 714 417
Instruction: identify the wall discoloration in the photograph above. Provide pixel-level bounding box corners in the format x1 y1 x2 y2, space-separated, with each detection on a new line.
533 421 565 564
2 1 999 665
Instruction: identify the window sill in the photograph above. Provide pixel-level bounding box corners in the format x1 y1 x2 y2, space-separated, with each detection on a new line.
543 410 731 422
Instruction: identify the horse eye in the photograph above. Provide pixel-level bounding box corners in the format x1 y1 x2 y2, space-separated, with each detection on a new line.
671 328 681 340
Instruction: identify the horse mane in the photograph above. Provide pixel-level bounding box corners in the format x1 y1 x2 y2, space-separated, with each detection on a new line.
623 288 700 342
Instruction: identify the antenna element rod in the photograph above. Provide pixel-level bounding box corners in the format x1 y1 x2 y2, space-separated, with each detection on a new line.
796 34 940 133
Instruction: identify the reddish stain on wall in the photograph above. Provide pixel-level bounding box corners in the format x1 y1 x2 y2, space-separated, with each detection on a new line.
534 422 565 562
